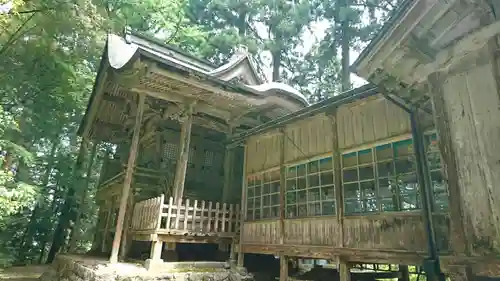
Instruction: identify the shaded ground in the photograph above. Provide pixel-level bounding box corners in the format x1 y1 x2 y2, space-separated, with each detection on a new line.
0 265 48 281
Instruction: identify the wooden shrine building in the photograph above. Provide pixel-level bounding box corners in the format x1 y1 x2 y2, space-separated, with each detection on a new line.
77 31 308 268
352 0 500 280
230 1 500 279
230 84 444 280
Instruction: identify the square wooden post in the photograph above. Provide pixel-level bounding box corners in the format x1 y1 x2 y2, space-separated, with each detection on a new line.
145 240 164 270
222 126 234 203
101 199 114 252
330 109 344 247
109 93 146 263
339 260 351 281
237 144 248 268
279 254 288 281
279 128 286 244
172 103 195 201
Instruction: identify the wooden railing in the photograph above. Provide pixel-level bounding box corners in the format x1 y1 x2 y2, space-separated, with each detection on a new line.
131 195 240 237
131 196 163 231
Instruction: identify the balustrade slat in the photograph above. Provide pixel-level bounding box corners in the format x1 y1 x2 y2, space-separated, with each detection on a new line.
207 202 213 232
214 202 220 232
175 198 182 230
156 195 164 230
235 204 240 232
192 200 198 230
200 200 206 231
184 199 190 230
222 203 227 232
166 197 173 230
228 204 233 232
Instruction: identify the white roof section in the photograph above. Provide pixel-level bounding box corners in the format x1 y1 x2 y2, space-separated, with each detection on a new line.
106 32 309 107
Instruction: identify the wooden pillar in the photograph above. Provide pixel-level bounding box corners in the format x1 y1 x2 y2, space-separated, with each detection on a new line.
339 260 351 281
222 149 234 203
109 93 146 263
145 240 164 270
101 199 114 252
330 109 344 247
279 128 286 245
398 265 410 281
229 238 237 266
119 193 135 260
222 126 234 203
279 254 288 281
172 103 195 201
428 72 469 255
237 144 248 268
90 204 105 252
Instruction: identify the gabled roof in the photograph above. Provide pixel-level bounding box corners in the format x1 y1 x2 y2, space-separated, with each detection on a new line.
77 32 310 139
208 45 264 85
110 31 309 106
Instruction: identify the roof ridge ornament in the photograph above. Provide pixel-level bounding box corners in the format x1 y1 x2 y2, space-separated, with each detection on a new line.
124 26 132 44
234 44 249 56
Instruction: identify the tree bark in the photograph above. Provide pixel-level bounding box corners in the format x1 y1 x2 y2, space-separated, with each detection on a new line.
272 49 281 82
18 137 59 262
46 138 88 263
340 0 351 92
68 141 98 252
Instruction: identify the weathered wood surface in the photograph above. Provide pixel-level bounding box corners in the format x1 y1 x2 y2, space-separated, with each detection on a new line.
336 96 410 150
433 53 500 256
343 213 427 252
242 220 280 245
284 217 341 246
130 195 240 237
245 96 412 174
242 213 450 253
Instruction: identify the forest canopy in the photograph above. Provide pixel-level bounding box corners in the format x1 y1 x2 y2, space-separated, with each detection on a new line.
0 0 401 266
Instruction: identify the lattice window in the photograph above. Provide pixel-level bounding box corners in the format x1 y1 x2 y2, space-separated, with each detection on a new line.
203 150 214 167
246 169 280 220
343 139 420 215
425 133 448 211
285 157 335 219
188 147 195 164
163 142 178 162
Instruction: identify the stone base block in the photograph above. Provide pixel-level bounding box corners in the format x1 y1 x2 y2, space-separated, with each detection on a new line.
161 250 179 262
144 258 164 271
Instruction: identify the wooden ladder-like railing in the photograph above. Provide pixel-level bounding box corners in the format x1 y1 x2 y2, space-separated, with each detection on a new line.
131 195 240 236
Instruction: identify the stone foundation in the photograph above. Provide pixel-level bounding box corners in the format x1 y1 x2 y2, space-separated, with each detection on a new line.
39 255 253 281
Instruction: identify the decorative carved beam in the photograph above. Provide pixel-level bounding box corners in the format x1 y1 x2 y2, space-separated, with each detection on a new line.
148 63 254 106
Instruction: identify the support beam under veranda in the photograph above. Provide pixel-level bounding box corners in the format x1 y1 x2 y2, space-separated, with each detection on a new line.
109 93 146 263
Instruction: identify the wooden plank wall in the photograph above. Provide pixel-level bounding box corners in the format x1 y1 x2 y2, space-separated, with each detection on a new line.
246 129 282 174
343 214 427 251
241 94 440 255
337 95 411 150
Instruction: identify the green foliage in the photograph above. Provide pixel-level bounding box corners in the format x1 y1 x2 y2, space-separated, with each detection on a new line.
0 0 402 268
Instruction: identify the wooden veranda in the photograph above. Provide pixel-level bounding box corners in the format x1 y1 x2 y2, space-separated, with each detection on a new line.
78 30 308 269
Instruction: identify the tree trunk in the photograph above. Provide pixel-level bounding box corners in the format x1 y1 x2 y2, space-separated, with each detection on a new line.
38 177 61 264
46 139 88 263
340 0 351 92
18 138 59 262
68 141 98 252
272 49 281 82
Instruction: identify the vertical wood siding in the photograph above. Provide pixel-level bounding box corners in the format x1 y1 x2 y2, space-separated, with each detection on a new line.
337 96 411 149
441 60 500 255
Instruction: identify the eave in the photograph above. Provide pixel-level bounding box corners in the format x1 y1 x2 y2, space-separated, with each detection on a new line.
352 0 500 91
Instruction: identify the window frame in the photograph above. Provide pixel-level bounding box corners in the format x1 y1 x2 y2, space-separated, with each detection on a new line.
285 155 336 219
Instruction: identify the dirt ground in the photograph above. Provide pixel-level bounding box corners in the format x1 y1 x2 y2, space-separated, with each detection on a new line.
0 265 47 281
